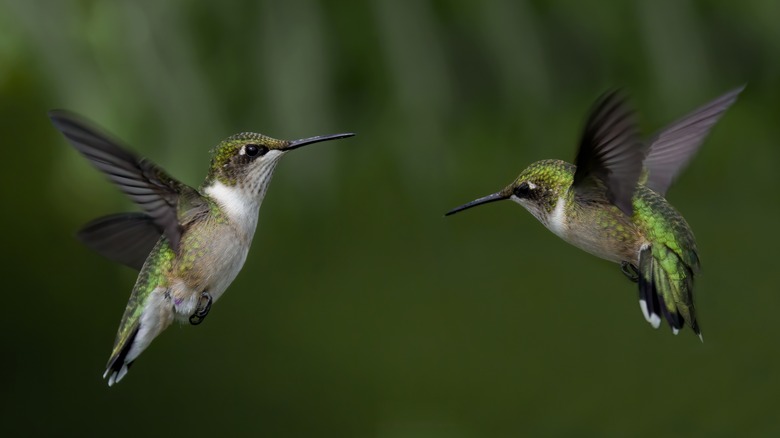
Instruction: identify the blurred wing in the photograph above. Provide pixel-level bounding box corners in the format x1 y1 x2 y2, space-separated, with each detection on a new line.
77 213 161 270
573 90 644 216
643 86 745 195
50 110 200 251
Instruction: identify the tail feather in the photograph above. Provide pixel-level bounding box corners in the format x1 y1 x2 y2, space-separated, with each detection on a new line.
637 244 700 338
104 325 139 386
638 245 662 329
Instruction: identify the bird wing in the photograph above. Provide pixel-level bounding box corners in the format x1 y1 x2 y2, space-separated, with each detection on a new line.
77 213 162 270
573 90 645 216
50 110 207 252
642 86 745 195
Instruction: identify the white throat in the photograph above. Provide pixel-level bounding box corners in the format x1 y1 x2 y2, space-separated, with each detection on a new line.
510 194 568 238
204 181 261 237
548 196 567 237
203 150 284 237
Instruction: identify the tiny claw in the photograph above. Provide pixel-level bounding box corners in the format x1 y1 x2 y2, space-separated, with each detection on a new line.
189 292 213 325
620 261 640 283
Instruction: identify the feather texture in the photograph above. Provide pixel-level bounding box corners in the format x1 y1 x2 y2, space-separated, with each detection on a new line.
77 213 162 270
573 91 645 216
49 110 203 252
643 86 745 195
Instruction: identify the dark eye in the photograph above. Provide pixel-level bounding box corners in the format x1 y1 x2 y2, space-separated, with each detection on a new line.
513 182 531 198
245 144 269 157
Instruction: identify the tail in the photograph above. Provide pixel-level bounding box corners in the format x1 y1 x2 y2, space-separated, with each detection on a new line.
637 244 701 340
103 325 140 386
102 288 173 386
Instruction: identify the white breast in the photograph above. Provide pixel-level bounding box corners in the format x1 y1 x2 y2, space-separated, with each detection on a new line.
165 181 263 321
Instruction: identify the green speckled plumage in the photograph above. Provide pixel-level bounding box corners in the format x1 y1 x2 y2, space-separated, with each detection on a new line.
206 135 291 186
447 87 743 337
504 159 699 269
508 157 703 335
105 200 234 368
501 159 573 204
455 156 705 336
49 109 355 385
633 186 699 270
633 185 700 330
106 240 175 366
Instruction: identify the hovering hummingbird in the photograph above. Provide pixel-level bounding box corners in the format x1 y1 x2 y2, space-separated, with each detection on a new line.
446 87 744 338
50 111 354 385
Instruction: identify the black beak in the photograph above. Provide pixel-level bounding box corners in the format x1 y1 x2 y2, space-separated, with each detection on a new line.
284 133 355 151
445 192 509 216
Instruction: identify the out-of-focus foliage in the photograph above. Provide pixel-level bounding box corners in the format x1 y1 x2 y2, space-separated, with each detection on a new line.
1 0 778 436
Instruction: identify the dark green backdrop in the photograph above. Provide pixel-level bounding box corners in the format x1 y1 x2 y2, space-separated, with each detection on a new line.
2 0 778 436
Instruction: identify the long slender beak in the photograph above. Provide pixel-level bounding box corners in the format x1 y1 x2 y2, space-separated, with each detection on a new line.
284 133 355 151
445 192 509 216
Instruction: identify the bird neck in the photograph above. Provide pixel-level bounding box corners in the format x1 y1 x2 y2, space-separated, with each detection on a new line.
203 180 264 237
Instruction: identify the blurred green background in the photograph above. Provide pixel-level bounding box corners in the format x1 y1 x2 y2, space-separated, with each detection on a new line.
2 0 779 436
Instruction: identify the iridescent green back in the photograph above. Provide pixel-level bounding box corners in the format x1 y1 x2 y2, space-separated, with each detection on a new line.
632 185 700 272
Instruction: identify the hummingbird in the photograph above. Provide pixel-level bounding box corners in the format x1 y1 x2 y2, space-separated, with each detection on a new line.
446 86 743 338
50 111 354 385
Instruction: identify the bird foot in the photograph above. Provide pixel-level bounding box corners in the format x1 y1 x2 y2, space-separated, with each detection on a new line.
620 261 640 283
189 292 212 325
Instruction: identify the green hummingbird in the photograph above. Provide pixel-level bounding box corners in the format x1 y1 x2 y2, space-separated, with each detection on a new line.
446 87 743 338
50 111 354 385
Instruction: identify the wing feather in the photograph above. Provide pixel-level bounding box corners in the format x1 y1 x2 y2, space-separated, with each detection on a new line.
573 91 644 216
643 86 744 195
49 110 204 251
77 213 162 270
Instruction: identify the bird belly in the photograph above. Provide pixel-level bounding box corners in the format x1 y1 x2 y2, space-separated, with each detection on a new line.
559 230 639 264
170 234 250 323
550 205 642 265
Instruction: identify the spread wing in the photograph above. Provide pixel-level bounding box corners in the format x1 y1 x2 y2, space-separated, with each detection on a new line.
50 110 205 252
573 90 644 216
643 86 745 195
77 213 162 270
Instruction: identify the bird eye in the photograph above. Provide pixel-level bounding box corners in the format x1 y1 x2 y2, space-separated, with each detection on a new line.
245 144 269 157
513 182 531 198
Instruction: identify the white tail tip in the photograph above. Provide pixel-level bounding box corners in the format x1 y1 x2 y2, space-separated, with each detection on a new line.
639 299 661 329
106 364 129 387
